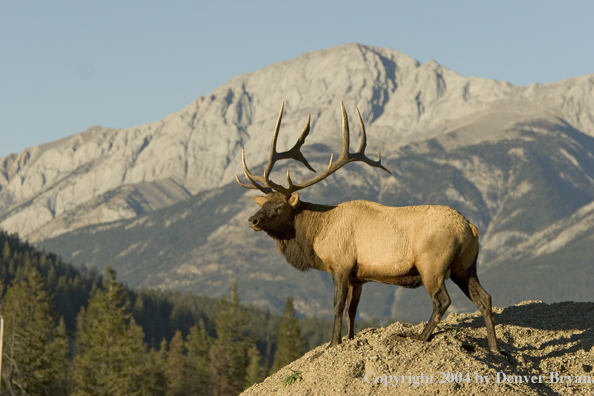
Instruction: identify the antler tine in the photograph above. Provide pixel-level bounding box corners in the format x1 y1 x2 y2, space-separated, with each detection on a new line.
243 168 274 194
236 102 390 196
263 104 316 178
263 102 285 180
236 102 317 195
235 149 274 193
338 101 350 162
280 115 316 172
352 108 391 174
281 103 391 194
356 108 367 153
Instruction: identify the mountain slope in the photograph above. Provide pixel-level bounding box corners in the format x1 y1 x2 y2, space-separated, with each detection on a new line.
2 43 594 321
1 44 593 242
40 114 594 321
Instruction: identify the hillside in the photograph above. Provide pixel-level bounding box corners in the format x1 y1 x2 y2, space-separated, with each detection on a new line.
1 43 593 320
39 114 594 321
242 301 594 396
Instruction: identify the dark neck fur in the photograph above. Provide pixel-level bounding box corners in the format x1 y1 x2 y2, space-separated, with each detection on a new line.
265 202 334 272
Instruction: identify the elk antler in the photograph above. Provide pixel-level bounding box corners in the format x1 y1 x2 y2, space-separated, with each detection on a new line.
236 101 391 195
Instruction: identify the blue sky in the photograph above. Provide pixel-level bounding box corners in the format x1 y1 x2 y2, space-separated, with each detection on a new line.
1 1 592 158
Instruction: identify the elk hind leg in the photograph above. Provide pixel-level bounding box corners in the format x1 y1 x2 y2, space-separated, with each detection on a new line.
346 283 362 339
451 267 499 352
417 282 451 342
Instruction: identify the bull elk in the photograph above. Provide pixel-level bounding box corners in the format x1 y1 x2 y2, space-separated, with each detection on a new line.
236 102 499 352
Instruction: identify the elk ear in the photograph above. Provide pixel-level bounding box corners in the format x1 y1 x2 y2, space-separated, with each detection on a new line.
287 193 300 208
252 196 268 207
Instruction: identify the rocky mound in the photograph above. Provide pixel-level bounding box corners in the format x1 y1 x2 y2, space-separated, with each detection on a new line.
242 301 594 395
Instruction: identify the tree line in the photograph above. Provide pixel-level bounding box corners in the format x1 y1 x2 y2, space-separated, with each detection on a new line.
0 231 382 395
0 231 330 395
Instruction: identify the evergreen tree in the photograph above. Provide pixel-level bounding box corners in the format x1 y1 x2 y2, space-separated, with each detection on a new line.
72 267 148 396
186 320 212 396
144 339 168 396
165 330 191 396
272 297 305 373
211 283 248 396
244 345 264 389
2 240 10 262
1 268 69 396
209 345 231 396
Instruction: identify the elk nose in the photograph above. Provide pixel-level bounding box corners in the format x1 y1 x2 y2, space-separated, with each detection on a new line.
248 216 259 227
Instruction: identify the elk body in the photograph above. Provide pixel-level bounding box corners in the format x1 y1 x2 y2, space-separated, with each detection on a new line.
236 103 499 352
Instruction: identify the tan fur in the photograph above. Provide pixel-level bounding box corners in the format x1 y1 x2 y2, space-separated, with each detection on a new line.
312 201 475 282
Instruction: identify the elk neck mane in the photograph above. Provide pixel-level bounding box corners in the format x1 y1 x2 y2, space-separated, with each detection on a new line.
267 201 335 272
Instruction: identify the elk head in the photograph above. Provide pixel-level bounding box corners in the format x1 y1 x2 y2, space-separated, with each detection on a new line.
236 102 391 234
247 191 300 238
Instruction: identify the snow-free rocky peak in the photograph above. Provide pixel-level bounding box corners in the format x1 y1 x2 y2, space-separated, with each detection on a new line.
2 44 593 242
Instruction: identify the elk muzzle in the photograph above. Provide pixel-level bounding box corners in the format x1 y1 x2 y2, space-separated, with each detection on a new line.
248 214 263 231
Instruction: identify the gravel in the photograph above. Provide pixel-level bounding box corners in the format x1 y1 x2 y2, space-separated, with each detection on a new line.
242 300 594 395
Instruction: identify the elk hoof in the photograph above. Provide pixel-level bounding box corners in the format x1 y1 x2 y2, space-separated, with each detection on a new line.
413 333 428 342
328 339 341 348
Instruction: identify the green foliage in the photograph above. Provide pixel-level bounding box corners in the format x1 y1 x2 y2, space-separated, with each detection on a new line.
244 345 265 389
1 268 69 396
0 231 103 334
186 320 213 395
0 229 502 396
72 267 148 396
272 297 306 373
282 370 302 387
441 324 461 334
299 316 333 350
131 288 218 350
165 330 191 396
211 283 250 395
144 341 168 396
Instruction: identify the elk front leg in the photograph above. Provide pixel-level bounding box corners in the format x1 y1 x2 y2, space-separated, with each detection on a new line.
330 272 350 347
346 283 362 339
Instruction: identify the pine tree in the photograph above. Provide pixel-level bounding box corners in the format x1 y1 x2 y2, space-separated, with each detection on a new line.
72 267 148 396
244 345 264 389
211 283 248 396
165 330 191 396
186 320 212 396
1 268 69 396
272 297 306 373
209 344 231 396
144 340 168 396
2 240 10 262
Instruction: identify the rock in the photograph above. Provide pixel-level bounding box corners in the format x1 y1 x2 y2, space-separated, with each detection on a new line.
1 44 593 242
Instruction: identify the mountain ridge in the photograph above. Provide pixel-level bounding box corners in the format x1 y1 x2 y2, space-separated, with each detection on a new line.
1 43 593 320
2 43 593 241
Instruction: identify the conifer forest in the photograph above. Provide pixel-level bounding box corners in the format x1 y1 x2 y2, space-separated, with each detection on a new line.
0 231 381 395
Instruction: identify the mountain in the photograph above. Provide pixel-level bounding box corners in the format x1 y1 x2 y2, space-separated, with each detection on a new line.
1 43 593 321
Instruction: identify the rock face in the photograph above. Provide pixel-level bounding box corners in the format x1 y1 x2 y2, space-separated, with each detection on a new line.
2 43 594 319
1 43 593 242
241 301 594 396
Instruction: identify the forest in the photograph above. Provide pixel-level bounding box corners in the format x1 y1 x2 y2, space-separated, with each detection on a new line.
0 231 380 395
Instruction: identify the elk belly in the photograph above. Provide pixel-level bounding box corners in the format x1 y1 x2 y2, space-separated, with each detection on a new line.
355 257 421 286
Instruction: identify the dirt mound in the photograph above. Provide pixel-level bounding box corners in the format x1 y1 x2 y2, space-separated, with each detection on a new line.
242 301 594 395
